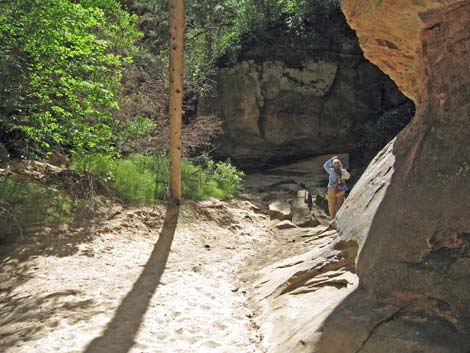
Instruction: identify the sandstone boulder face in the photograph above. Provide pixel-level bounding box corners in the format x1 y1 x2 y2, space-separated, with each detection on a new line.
328 0 470 351
253 229 360 353
252 1 470 352
199 8 410 169
341 0 463 103
336 139 395 253
339 0 470 315
275 220 297 230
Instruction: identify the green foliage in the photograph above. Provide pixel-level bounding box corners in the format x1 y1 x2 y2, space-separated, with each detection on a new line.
314 187 328 212
0 176 72 239
0 0 141 156
0 0 341 160
124 0 340 112
114 116 158 147
201 157 246 198
72 154 244 203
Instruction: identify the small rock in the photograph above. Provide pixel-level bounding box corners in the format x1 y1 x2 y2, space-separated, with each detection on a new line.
192 264 202 272
292 208 320 228
269 200 292 221
276 220 297 230
199 198 225 209
243 201 261 211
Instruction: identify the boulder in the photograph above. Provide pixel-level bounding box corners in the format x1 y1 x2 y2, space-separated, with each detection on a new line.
331 0 470 351
339 0 470 317
268 200 292 221
336 139 395 251
253 230 359 353
291 208 320 228
275 220 297 230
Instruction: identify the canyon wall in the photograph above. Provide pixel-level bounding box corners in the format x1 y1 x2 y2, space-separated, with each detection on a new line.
330 0 470 351
253 1 470 352
199 6 411 169
339 0 470 317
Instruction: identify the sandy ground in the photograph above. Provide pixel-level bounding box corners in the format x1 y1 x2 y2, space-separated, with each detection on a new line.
0 195 313 353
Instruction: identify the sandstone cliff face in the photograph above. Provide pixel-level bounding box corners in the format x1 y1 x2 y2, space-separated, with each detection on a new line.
252 1 470 352
333 0 470 350
199 7 410 169
341 0 464 103
339 0 470 316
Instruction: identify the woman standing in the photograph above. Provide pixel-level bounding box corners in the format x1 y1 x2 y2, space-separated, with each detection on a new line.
323 156 350 219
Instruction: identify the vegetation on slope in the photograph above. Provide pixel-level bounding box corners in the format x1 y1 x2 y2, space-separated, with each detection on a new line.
0 0 141 157
72 154 244 203
1 0 377 242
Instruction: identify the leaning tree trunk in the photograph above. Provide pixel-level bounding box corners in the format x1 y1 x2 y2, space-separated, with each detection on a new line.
168 0 184 204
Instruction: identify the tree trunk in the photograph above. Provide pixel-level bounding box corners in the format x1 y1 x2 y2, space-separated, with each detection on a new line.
168 0 184 204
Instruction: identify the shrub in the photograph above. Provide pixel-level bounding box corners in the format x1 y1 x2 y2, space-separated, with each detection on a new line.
314 187 328 212
72 154 244 203
0 176 72 240
0 0 141 156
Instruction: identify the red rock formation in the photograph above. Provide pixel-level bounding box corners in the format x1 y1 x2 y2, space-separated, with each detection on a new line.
341 0 470 313
253 2 470 352
320 1 470 351
341 0 468 103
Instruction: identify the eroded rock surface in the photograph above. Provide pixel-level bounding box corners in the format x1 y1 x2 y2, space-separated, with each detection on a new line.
253 229 359 353
199 7 410 169
269 200 292 221
252 1 470 352
245 153 349 194
341 0 470 316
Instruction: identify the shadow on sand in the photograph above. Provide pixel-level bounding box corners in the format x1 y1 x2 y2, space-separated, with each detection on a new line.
83 205 180 353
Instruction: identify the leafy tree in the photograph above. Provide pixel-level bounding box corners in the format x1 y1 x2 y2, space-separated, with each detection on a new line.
0 0 340 158
0 0 141 156
121 0 339 104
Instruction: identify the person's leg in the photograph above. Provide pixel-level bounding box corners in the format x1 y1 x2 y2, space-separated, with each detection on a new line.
327 187 336 218
335 191 345 214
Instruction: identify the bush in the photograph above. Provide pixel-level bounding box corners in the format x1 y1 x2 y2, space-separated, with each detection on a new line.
0 176 72 240
0 0 141 157
314 187 328 212
72 154 244 203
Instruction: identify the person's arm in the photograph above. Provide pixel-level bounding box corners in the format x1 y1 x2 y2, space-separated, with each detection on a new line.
323 157 336 174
